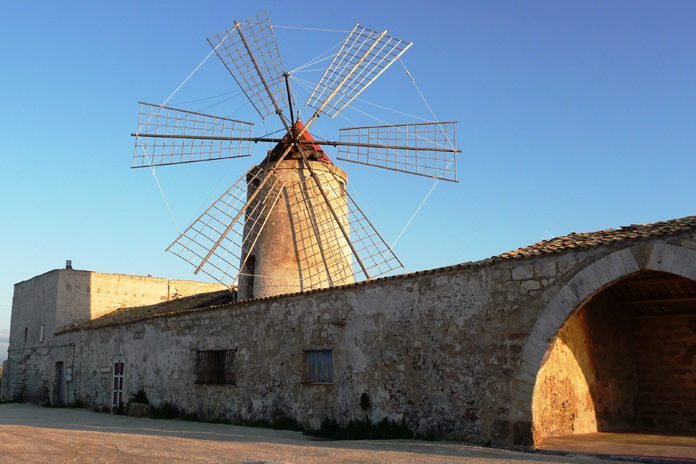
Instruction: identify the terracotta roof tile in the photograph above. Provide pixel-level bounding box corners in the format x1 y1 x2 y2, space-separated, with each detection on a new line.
498 216 696 260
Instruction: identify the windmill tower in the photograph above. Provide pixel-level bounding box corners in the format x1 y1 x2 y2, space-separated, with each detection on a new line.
131 13 461 300
237 123 354 299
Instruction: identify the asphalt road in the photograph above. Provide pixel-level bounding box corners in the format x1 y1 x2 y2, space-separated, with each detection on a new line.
0 403 634 464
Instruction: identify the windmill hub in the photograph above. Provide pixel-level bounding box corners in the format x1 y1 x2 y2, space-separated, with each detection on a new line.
264 121 332 164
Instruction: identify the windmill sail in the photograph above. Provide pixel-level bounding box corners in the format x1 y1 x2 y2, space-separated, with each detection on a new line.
132 103 253 168
306 25 412 118
166 167 283 286
208 12 288 119
337 121 458 182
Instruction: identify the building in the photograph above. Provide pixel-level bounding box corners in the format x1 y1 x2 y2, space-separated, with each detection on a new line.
1 269 226 403
2 215 695 448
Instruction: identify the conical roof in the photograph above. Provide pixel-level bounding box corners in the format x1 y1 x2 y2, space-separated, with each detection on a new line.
264 120 333 164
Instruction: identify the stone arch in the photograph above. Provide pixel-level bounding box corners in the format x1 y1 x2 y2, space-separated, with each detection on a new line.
508 241 696 445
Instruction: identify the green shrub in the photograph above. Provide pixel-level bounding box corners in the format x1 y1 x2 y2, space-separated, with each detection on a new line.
306 417 413 440
68 399 84 409
151 401 179 419
129 389 149 405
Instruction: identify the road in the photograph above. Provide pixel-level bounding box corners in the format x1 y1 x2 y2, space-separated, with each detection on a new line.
0 403 633 464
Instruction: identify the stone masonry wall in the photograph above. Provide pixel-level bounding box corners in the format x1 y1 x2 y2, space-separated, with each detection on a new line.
633 314 696 431
54 240 640 444
8 230 696 446
4 270 60 402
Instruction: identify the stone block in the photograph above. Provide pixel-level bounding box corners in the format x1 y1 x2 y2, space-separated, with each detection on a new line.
646 242 668 271
681 254 696 281
607 251 629 280
534 261 556 278
492 419 510 441
127 402 151 418
556 254 578 275
521 280 541 292
511 265 534 281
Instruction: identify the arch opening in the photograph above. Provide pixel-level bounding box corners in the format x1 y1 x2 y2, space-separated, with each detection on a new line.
532 270 696 443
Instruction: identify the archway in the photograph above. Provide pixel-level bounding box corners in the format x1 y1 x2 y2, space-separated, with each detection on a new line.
531 269 696 458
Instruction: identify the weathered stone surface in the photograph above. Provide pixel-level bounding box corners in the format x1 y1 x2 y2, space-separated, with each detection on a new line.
2 229 695 449
511 265 534 281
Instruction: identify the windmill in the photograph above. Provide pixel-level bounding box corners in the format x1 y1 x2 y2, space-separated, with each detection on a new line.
131 12 461 300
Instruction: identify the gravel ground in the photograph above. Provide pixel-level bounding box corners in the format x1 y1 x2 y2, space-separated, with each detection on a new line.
0 403 631 464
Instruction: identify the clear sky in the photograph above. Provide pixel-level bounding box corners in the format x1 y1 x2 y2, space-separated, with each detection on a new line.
1 1 695 362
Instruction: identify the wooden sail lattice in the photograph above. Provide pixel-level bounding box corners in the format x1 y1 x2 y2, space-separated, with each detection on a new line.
166 168 283 285
207 12 288 119
132 103 253 168
337 121 458 181
306 25 412 118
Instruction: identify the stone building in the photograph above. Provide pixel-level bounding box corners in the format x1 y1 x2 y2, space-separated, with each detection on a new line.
1 269 226 403
2 215 695 448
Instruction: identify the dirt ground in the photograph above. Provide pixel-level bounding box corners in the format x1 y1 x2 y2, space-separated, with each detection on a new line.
0 403 636 464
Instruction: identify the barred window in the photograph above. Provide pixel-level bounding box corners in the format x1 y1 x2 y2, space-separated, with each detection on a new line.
195 350 235 385
303 350 333 384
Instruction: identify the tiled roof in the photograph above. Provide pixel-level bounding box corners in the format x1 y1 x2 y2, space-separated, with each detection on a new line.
60 290 235 332
498 215 696 260
60 215 696 332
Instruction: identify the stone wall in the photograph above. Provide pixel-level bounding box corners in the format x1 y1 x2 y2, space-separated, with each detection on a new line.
55 270 226 324
52 240 660 444
4 270 60 402
634 314 696 431
5 231 696 447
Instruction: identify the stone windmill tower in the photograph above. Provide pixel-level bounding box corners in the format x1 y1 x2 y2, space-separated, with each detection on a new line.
131 12 461 300
237 122 353 299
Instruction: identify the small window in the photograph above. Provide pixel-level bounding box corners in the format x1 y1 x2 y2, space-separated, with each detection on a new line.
303 350 333 384
24 327 28 343
196 350 235 385
39 325 45 343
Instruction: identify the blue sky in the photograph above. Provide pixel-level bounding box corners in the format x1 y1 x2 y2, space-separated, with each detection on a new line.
1 1 695 361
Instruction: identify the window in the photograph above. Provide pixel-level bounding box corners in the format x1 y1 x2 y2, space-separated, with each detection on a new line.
303 350 333 384
195 350 235 385
39 325 45 343
24 327 28 343
112 361 125 409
